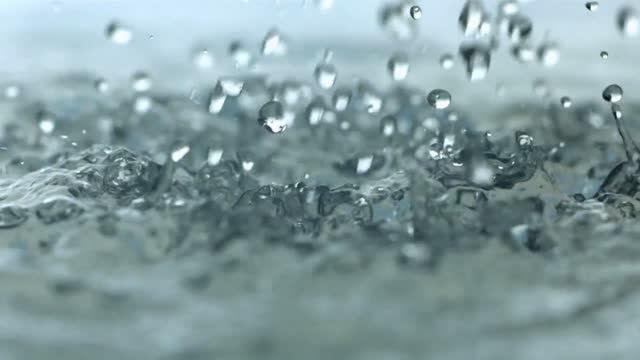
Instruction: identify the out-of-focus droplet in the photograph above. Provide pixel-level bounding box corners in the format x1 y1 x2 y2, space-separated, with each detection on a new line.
207 148 224 166
4 84 21 99
507 14 533 42
533 79 549 98
380 115 398 137
617 7 639 37
499 0 519 16
133 96 153 114
332 88 352 112
538 42 560 67
192 49 214 69
410 5 422 20
94 78 109 93
314 62 338 89
315 0 334 11
387 52 410 81
106 21 132 44
37 111 56 134
380 2 418 40
459 0 486 36
439 53 455 69
131 72 152 92
602 84 623 103
170 145 191 162
261 28 288 56
600 51 609 59
560 96 572 108
258 100 287 134
427 89 452 109
585 2 598 12
511 44 536 63
356 155 375 175
459 43 491 81
229 41 253 68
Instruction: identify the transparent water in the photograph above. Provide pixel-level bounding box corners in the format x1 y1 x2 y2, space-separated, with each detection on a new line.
2 1 640 359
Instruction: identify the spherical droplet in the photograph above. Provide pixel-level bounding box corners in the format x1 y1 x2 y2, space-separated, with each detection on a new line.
427 89 452 109
409 5 422 20
387 52 410 81
585 2 599 12
439 54 455 70
600 51 609 59
131 72 152 92
602 84 623 103
258 100 287 134
560 96 572 108
105 21 132 44
4 84 21 99
617 7 639 37
314 63 338 90
37 111 56 134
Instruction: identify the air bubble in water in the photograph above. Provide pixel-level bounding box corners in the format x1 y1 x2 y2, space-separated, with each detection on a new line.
538 42 560 67
560 96 572 108
459 0 486 36
387 52 410 81
380 115 398 137
94 78 109 93
258 100 287 134
192 49 214 69
617 7 639 37
261 28 288 56
600 51 609 59
459 43 491 81
507 14 533 42
410 5 422 20
131 72 152 92
427 89 452 109
106 21 132 44
314 62 338 89
439 54 455 69
602 84 623 103
585 2 598 12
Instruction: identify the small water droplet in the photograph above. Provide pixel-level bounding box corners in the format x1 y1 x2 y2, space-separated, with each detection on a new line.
459 0 486 36
229 41 253 68
427 89 452 109
507 14 533 43
258 100 287 134
586 2 599 12
4 84 21 99
332 88 352 112
379 115 398 137
170 145 191 162
459 43 491 81
37 111 56 134
261 28 288 56
410 5 422 20
94 78 109 93
133 96 153 114
131 72 152 92
499 0 519 16
192 49 214 69
602 84 623 103
617 7 639 37
439 53 455 70
314 62 338 89
538 42 560 67
105 21 132 44
560 96 572 108
511 43 536 63
600 51 609 59
612 103 623 120
387 52 410 81
380 2 418 40
207 148 224 166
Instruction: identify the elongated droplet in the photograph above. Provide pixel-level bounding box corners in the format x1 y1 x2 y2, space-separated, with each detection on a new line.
410 5 422 20
618 7 639 37
602 84 623 103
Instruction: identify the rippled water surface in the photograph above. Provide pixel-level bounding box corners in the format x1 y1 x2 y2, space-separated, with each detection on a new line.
3 1 640 359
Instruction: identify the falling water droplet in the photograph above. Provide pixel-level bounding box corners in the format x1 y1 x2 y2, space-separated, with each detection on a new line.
538 42 560 67
459 43 491 81
4 84 21 99
94 78 109 93
499 0 519 16
602 84 623 103
427 89 452 109
192 49 214 69
387 52 410 81
600 51 609 59
511 43 536 63
314 62 338 89
133 96 153 114
611 103 623 120
617 7 639 37
207 148 224 166
332 88 352 112
439 53 455 70
261 28 288 56
507 14 533 43
585 2 599 12
131 72 152 92
379 115 398 137
105 21 132 44
459 0 486 36
258 100 287 134
410 5 422 20
229 41 253 68
37 111 56 134
171 144 191 162
560 96 572 108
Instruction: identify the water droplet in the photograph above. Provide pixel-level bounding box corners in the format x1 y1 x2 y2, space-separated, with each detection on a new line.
538 42 560 67
258 100 287 134
387 52 410 81
332 88 352 112
379 115 398 137
439 53 455 70
105 21 132 44
170 144 191 162
600 51 609 59
133 96 153 114
37 111 56 134
131 72 152 92
314 62 338 89
612 103 623 120
560 96 572 108
459 0 486 36
511 43 536 63
229 41 253 68
517 132 534 147
192 49 214 69
602 84 623 103
427 89 452 109
459 43 491 81
410 5 422 20
617 7 639 37
585 2 598 12
94 78 109 93
261 28 288 56
380 2 418 40
499 0 519 16
207 148 224 166
4 84 21 99
533 79 549 98
507 14 533 42
356 155 375 175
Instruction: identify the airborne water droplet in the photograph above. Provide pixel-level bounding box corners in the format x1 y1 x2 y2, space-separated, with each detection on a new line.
617 7 639 37
379 115 398 137
427 89 452 109
439 53 455 70
538 42 560 67
459 43 491 81
37 111 56 134
261 28 288 56
4 84 21 99
258 100 288 134
171 144 191 163
600 51 609 59
507 14 533 43
585 2 599 12
106 21 132 44
602 84 623 103
387 52 410 81
131 72 152 92
560 96 572 108
314 62 338 89
94 78 109 93
410 5 422 20
459 0 486 36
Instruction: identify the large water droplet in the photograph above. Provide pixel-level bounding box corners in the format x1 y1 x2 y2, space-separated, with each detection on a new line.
410 5 422 20
459 0 486 36
617 7 639 37
258 100 287 134
106 21 132 44
602 84 623 103
387 52 410 81
427 89 452 109
585 2 598 12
